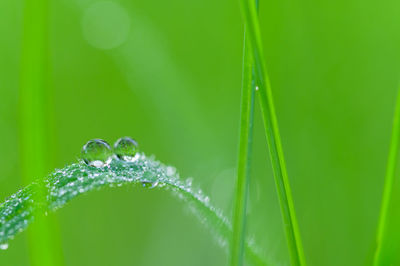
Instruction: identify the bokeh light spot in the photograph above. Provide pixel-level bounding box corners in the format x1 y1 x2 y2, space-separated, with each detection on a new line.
81 1 130 50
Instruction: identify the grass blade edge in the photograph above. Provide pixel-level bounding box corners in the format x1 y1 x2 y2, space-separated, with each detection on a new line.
230 29 256 266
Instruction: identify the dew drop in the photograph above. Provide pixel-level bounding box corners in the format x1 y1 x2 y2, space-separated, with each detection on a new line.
141 181 158 189
114 137 139 162
166 166 176 176
81 139 113 167
0 243 8 250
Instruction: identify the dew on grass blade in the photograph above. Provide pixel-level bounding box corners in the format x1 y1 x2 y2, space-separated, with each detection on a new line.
0 153 266 265
0 243 8 250
141 181 159 188
114 137 139 162
141 170 158 188
81 139 113 167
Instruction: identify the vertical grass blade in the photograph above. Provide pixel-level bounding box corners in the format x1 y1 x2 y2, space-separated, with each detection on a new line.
231 30 256 266
373 87 400 266
20 0 63 265
238 0 306 265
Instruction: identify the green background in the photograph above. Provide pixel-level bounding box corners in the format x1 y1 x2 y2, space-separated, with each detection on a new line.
0 0 399 265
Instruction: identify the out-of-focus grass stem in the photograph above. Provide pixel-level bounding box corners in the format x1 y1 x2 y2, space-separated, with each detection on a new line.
374 87 400 266
20 0 63 265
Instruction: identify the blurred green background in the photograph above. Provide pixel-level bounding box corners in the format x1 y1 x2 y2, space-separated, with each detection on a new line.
0 0 400 265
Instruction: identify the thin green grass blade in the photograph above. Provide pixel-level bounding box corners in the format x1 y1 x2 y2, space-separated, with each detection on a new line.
20 0 63 265
230 30 256 266
0 154 266 265
238 0 306 265
373 87 400 266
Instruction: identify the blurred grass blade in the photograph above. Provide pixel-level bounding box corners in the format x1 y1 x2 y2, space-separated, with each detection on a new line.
239 0 306 265
373 87 400 266
231 30 256 266
20 0 63 265
0 154 267 265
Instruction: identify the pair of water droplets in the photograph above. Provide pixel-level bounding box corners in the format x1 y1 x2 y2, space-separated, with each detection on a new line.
81 137 139 167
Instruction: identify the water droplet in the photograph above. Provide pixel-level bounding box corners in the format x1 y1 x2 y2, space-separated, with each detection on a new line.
81 139 113 167
185 178 193 187
141 181 158 189
114 137 139 162
0 243 8 250
166 166 176 176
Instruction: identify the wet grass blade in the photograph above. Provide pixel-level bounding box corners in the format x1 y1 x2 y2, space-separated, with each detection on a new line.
0 154 267 266
20 0 63 265
239 0 306 265
230 30 256 266
373 87 400 265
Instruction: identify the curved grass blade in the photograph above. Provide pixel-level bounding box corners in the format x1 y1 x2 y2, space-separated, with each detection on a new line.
373 87 400 265
0 154 266 265
239 0 306 265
